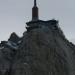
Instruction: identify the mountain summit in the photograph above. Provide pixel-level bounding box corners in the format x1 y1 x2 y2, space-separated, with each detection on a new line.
0 0 75 75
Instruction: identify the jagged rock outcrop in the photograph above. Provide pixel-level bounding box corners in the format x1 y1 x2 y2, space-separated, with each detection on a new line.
0 32 21 75
0 20 75 75
8 32 21 44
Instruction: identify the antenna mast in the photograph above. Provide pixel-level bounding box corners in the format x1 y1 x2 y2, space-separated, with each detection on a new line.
32 0 39 21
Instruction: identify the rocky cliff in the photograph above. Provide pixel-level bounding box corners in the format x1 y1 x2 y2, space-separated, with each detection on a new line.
0 20 75 75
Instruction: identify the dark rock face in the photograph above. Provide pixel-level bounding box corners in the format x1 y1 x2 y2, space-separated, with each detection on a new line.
0 20 75 75
8 32 21 44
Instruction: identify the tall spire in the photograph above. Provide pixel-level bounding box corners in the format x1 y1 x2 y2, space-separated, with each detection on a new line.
34 0 36 6
32 0 39 21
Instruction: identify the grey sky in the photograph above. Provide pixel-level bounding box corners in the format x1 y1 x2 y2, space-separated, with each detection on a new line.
0 0 75 43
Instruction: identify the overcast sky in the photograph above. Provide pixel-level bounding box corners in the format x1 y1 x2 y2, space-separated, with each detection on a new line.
0 0 75 43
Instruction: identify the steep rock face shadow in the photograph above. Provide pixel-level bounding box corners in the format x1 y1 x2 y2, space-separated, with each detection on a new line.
12 23 75 75
0 20 75 75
